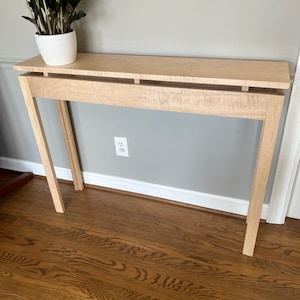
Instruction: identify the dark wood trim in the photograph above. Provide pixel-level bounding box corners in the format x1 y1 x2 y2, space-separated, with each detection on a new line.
0 169 33 198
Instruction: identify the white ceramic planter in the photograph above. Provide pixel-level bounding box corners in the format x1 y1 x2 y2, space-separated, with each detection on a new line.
35 30 77 66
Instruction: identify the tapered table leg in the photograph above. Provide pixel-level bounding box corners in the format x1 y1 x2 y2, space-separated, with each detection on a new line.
19 76 65 213
57 100 84 191
243 95 284 256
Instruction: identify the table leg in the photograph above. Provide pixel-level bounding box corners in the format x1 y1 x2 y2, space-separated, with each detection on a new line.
243 95 284 256
19 76 65 213
57 100 84 191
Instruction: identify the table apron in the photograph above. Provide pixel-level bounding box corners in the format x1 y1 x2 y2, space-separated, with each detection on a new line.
21 74 282 121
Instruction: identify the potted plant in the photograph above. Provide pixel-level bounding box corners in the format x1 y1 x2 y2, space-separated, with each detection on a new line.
23 0 86 66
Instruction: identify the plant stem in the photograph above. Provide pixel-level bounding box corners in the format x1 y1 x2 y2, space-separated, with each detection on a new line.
42 0 52 34
37 9 47 34
60 6 64 34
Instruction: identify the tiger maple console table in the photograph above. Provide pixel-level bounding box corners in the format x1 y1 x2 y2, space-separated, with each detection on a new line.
14 53 290 256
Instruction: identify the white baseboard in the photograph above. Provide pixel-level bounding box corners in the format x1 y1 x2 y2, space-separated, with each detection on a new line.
0 156 268 219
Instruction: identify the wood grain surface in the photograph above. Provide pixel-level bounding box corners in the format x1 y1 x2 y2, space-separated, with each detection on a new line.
0 174 299 299
0 169 33 199
14 53 290 256
14 53 290 89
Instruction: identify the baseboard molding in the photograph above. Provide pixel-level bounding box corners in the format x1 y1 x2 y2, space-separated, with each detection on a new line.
0 156 268 219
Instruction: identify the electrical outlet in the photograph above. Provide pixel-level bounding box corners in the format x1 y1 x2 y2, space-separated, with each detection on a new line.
114 137 129 157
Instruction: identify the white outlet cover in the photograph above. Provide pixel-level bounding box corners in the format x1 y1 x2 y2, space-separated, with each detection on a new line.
114 137 129 157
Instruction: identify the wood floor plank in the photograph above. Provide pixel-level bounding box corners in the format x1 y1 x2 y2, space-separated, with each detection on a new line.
0 175 300 299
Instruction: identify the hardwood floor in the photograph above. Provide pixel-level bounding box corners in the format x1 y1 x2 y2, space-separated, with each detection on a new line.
0 175 299 299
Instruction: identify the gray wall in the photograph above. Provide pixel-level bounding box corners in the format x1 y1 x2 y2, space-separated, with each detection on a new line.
1 0 300 202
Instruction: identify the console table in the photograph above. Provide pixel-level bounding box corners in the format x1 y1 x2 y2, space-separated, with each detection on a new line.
14 53 290 256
